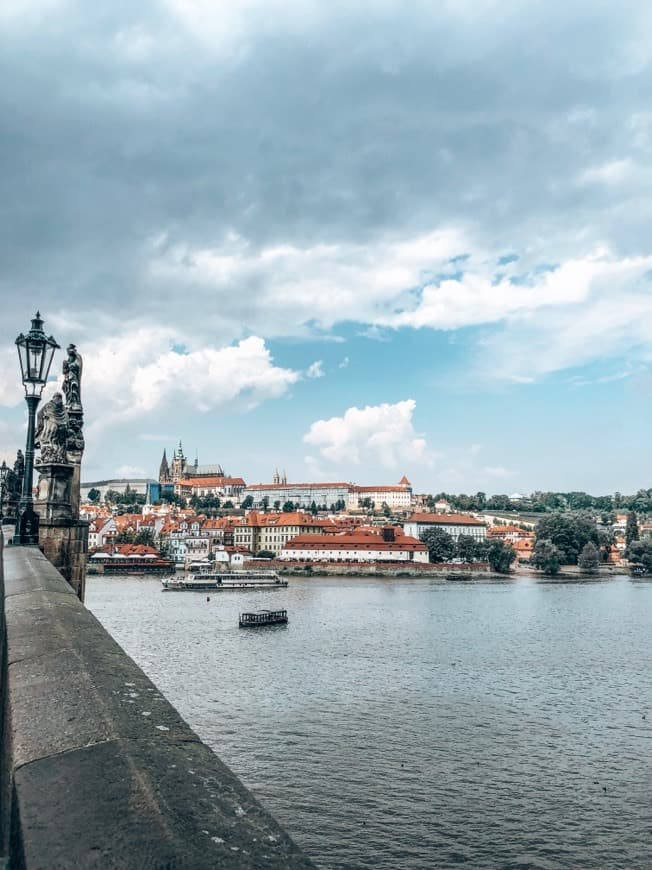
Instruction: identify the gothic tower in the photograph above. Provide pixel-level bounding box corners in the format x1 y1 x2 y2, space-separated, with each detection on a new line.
170 441 187 483
159 449 171 485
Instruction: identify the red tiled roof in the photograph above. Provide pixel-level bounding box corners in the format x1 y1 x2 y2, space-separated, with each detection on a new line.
407 513 485 526
284 531 426 552
246 482 350 491
177 476 245 487
351 485 411 493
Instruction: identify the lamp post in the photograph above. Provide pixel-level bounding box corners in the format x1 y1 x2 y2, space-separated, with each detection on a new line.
0 460 8 523
14 312 60 545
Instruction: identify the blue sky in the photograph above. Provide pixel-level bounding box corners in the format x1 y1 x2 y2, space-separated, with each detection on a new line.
1 0 652 494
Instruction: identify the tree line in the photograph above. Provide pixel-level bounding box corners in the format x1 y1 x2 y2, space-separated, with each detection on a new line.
530 510 652 575
428 489 652 514
419 529 515 573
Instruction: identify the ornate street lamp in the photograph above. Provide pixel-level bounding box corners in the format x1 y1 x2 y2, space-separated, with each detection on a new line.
0 460 8 523
14 312 60 544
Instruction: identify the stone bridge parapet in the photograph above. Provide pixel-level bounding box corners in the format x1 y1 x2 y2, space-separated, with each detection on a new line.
0 538 314 868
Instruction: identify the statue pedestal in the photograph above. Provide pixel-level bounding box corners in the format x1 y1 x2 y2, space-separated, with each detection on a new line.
35 462 74 523
35 461 89 600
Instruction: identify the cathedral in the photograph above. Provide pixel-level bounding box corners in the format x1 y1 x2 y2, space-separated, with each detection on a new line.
159 441 226 485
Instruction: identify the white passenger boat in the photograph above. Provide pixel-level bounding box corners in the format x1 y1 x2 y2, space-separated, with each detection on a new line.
161 562 287 591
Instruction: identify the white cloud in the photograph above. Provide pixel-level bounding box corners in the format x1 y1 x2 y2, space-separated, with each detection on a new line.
306 360 324 379
0 348 27 407
303 399 428 468
382 249 617 331
149 228 465 337
0 419 26 465
339 356 349 369
578 159 633 186
479 253 652 381
81 330 299 422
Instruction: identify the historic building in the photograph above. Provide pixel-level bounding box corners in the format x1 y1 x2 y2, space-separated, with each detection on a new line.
403 512 486 543
243 474 414 511
158 441 244 500
280 526 428 563
159 441 230 485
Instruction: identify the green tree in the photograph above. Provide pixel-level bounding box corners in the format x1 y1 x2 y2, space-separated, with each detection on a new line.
240 495 254 510
272 499 280 511
420 528 456 563
625 511 639 546
486 539 516 574
282 501 295 512
626 539 652 574
87 487 101 503
456 534 478 563
382 502 391 518
134 528 155 547
532 539 562 575
310 500 318 515
578 541 599 572
534 513 598 564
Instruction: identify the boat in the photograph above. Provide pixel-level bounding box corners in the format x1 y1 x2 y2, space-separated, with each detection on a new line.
161 561 287 591
239 609 288 627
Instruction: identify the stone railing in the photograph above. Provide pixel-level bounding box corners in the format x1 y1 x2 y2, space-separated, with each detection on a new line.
0 538 314 868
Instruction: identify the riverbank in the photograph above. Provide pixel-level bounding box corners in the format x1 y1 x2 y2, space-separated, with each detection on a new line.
273 560 496 579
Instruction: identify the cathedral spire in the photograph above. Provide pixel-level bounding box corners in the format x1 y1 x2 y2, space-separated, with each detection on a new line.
159 449 170 484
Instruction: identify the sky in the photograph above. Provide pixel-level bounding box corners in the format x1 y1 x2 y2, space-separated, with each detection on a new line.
1 0 652 495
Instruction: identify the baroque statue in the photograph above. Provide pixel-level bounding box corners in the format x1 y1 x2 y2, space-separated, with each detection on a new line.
35 392 69 464
62 343 83 410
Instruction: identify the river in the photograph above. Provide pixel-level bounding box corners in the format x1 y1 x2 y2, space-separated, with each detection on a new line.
85 573 652 869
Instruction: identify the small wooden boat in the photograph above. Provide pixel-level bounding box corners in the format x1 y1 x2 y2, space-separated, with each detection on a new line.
239 609 288 628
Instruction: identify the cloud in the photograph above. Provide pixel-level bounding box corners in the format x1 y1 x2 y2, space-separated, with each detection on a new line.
306 360 324 379
79 332 299 422
304 399 428 468
339 356 349 369
0 419 26 465
477 253 652 381
3 0 652 370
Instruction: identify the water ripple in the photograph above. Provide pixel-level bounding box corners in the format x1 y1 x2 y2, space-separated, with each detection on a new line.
86 575 652 869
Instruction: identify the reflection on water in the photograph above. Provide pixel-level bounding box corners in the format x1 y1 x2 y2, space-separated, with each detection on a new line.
86 574 652 869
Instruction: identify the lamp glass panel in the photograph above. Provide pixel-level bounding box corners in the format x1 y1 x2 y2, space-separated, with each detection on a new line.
43 343 57 382
17 342 28 382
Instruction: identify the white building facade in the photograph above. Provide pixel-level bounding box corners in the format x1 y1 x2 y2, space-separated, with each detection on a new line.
403 513 486 543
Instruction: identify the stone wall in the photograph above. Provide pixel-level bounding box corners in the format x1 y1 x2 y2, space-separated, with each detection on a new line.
0 540 314 868
37 519 88 600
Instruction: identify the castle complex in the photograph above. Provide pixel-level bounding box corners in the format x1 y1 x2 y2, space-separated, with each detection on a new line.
158 441 227 485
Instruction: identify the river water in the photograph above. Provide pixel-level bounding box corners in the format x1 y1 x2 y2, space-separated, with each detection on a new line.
85 574 652 868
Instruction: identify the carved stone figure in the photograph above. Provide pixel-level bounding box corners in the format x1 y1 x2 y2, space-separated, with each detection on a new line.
13 449 24 483
62 344 83 410
35 392 69 463
66 414 85 453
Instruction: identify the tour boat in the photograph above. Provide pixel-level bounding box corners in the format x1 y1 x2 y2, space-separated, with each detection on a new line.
239 609 288 627
161 562 287 591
